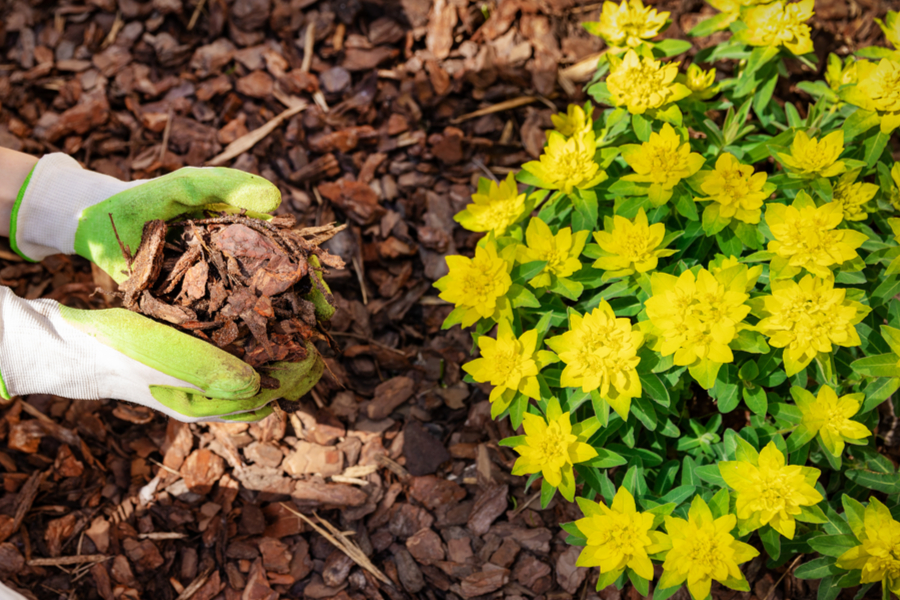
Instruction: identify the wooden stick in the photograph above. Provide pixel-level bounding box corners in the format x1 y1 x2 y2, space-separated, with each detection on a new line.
450 96 538 124
279 504 391 585
206 103 307 166
28 554 108 567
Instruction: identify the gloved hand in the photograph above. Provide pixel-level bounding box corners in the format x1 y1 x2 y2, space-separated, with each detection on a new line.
6 154 329 422
11 153 281 280
0 287 323 422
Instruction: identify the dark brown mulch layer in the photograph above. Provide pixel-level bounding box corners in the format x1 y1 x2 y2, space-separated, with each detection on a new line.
0 0 893 599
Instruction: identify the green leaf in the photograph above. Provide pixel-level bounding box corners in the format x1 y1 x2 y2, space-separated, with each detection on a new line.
512 261 548 284
760 526 781 561
653 38 693 56
694 464 726 486
508 284 541 309
549 277 584 301
673 186 699 221
652 585 683 600
639 372 670 407
864 130 891 168
715 226 743 256
845 469 900 494
851 353 900 378
688 11 732 36
609 180 650 196
862 377 900 413
572 189 599 232
842 108 880 142
631 397 658 431
808 534 860 558
794 556 842 580
730 330 771 353
632 113 652 142
817 576 842 600
701 203 730 236
540 478 556 509
627 569 650 597
709 488 730 519
743 385 768 417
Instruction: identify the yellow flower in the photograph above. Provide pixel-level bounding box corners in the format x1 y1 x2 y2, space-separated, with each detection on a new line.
735 0 814 55
753 275 865 376
516 218 590 288
606 50 692 115
826 54 858 91
620 123 705 205
522 130 607 194
837 498 900 596
777 130 846 179
706 0 765 25
840 58 900 134
829 170 878 222
510 397 598 501
591 209 675 277
684 63 718 100
545 301 643 418
463 320 558 418
644 265 755 370
765 194 868 279
584 0 669 51
551 104 593 138
698 153 770 224
659 496 758 600
718 442 823 539
792 385 871 457
575 487 671 580
434 240 513 327
876 10 900 50
454 172 533 236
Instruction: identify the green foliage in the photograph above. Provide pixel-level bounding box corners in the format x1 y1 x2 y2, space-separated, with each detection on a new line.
438 1 900 598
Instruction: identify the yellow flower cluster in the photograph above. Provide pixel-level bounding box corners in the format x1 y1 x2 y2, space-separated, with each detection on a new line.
454 172 532 236
510 398 598 501
584 0 669 51
777 130 846 179
546 301 643 418
841 58 900 133
659 496 758 600
620 123 705 206
697 153 770 224
591 209 675 278
830 171 878 221
838 498 900 596
734 0 815 55
766 193 868 279
753 275 866 376
793 385 870 457
718 442 822 539
575 487 670 580
516 218 589 289
463 320 558 418
454 173 532 236
644 262 757 377
435 240 513 327
606 50 692 115
523 130 607 194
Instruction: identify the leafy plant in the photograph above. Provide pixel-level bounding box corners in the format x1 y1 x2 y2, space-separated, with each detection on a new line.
437 1 900 598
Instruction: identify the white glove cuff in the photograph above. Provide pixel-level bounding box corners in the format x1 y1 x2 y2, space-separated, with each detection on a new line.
0 287 213 422
14 154 142 261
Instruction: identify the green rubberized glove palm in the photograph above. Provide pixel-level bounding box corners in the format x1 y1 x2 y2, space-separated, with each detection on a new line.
77 168 280 282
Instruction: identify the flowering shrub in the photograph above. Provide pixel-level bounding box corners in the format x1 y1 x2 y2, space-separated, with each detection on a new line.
439 1 900 598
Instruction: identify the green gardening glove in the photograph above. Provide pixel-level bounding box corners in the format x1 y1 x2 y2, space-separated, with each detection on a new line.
7 154 330 422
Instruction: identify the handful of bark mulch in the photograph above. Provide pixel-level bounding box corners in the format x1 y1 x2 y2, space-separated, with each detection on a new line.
112 211 345 387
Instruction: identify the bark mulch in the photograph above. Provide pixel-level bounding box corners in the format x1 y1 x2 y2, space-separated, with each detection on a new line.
0 0 892 599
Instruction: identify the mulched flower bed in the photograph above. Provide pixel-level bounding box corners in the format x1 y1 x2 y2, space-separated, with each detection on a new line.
0 0 892 599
